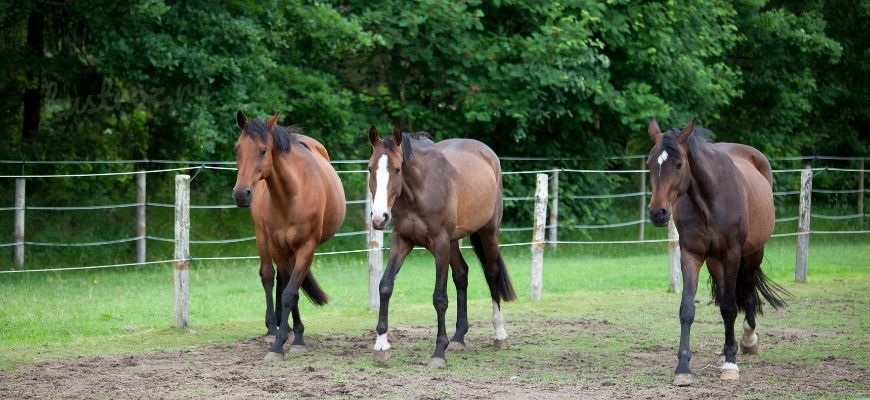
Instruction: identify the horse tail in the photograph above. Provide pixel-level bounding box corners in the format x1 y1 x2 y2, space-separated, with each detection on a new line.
300 274 329 306
734 257 788 315
469 233 517 302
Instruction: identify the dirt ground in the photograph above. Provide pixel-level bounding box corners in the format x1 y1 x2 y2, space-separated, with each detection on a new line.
1 316 866 400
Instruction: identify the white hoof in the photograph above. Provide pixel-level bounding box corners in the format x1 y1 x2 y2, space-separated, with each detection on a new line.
494 338 509 350
740 333 758 354
720 362 739 380
263 351 285 362
373 350 392 363
447 341 465 351
428 357 447 368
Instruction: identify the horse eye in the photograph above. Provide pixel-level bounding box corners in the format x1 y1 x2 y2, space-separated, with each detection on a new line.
259 148 267 156
675 162 683 170
394 168 400 174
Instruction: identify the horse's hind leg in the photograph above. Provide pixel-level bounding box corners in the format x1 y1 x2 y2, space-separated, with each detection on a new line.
740 249 764 354
447 241 470 350
473 229 511 350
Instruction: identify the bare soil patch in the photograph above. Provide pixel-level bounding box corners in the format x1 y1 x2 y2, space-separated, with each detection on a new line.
1 317 865 399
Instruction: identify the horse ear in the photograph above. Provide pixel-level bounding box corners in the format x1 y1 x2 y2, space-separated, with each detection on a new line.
648 117 662 143
392 124 402 146
677 118 695 144
368 125 381 146
236 111 248 129
265 112 280 130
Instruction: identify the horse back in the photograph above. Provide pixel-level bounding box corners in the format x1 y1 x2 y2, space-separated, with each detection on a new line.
714 143 775 254
435 138 502 235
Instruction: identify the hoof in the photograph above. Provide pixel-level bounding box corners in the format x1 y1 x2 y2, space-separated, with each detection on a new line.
494 338 509 350
263 351 285 362
740 333 758 354
264 335 276 344
289 345 307 353
720 369 740 380
447 341 465 351
373 350 392 363
428 357 447 369
673 373 693 386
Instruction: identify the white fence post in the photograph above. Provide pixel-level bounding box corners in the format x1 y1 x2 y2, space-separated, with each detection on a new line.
795 167 812 283
14 178 25 268
365 171 384 312
667 219 682 293
136 171 146 264
174 174 190 328
638 159 646 241
531 173 548 301
858 159 864 218
548 170 559 249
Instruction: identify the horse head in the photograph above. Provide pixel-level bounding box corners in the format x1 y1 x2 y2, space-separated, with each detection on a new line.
232 111 280 207
646 117 695 226
367 124 406 229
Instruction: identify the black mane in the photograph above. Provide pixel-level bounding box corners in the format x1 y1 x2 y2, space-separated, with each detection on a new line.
382 131 434 162
661 126 713 157
243 118 301 152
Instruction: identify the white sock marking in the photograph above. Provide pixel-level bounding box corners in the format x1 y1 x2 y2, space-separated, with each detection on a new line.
371 155 390 224
374 333 391 351
492 301 508 340
721 362 739 372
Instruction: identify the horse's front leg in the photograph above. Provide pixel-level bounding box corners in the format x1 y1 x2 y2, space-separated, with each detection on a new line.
708 254 741 381
428 237 451 368
674 251 704 386
259 258 277 339
264 243 314 361
373 235 414 362
447 240 470 350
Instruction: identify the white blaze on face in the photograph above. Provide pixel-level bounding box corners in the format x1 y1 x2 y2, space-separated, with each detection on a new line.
371 155 390 225
373 333 391 351
657 150 669 166
492 301 508 340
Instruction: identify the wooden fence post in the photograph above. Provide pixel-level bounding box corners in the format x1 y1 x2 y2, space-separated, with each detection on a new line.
136 171 146 264
365 171 384 312
531 173 548 301
858 159 864 218
795 167 812 283
548 169 559 249
638 159 646 241
174 174 190 328
14 178 25 268
667 219 682 293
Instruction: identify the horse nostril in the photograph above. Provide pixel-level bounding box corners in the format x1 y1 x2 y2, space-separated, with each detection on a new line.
659 208 667 216
382 213 389 221
245 188 252 198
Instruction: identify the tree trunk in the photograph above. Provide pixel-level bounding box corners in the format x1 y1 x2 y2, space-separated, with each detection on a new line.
22 8 44 140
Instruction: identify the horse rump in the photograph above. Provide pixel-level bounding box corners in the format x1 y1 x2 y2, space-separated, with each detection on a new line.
469 233 517 302
301 274 329 306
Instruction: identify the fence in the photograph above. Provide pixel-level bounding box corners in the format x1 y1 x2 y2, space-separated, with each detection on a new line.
1 157 868 327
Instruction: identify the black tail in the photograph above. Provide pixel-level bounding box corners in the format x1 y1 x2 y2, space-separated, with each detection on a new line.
711 257 788 314
300 274 329 306
469 233 517 302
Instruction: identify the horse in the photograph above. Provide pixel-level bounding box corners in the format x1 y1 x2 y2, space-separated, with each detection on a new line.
366 124 516 368
232 111 346 361
646 117 787 386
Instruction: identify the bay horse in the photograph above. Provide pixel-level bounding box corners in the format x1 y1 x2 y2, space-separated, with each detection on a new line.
367 124 516 368
646 118 787 385
232 111 346 361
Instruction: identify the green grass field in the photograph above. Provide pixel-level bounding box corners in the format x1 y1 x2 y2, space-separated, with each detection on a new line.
1 234 867 371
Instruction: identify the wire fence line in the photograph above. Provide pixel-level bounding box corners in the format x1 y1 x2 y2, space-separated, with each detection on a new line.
1 159 866 274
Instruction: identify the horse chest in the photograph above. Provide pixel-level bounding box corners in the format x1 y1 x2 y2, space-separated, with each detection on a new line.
393 212 437 246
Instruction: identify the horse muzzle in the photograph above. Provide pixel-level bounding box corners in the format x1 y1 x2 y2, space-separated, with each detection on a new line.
232 187 253 208
649 207 671 227
371 212 390 230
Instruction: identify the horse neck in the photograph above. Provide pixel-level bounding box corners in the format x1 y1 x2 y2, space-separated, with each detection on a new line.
396 143 449 207
264 148 307 204
685 142 733 219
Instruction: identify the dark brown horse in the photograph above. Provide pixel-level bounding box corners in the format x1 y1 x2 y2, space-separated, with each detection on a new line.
367 125 516 368
647 118 787 385
233 111 346 361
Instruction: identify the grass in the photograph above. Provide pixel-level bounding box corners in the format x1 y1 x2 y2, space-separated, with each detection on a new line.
0 234 867 373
